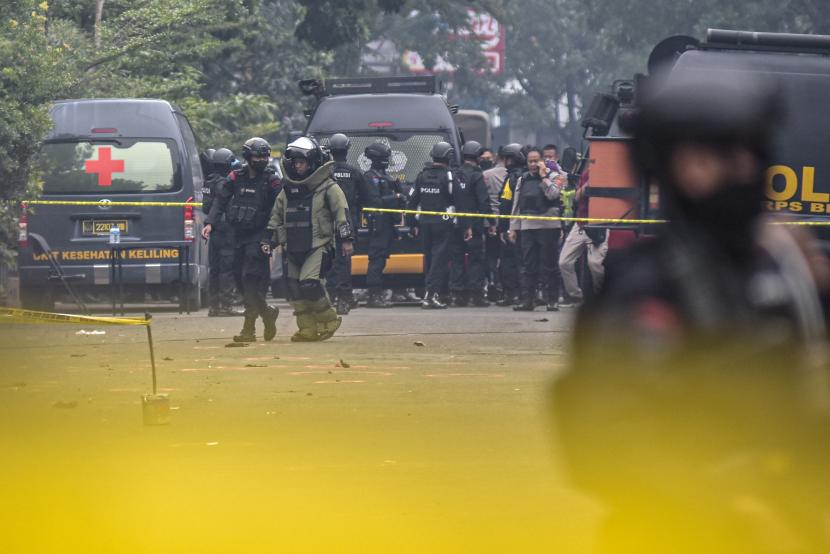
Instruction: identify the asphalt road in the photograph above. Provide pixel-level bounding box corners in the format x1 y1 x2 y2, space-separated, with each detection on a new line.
0 304 601 553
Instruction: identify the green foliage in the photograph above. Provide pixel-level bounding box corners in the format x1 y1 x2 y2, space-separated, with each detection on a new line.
0 1 73 286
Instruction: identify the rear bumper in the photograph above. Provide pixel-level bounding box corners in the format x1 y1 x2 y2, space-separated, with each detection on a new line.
18 262 202 288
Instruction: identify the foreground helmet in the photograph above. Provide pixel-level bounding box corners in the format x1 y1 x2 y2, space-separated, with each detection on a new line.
431 141 454 163
328 133 351 154
461 140 484 160
284 136 326 180
365 142 392 169
632 72 779 181
242 137 271 160
501 142 525 163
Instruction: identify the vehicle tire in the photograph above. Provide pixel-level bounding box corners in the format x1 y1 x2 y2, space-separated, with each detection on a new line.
20 286 55 313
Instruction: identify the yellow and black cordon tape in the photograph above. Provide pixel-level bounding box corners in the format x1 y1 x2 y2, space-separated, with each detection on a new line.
20 199 830 226
1 307 162 399
0 307 149 326
362 207 830 226
362 207 666 225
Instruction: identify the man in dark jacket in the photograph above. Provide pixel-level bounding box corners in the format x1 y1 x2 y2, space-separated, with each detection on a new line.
408 142 458 309
201 148 241 317
364 142 405 308
449 140 495 306
496 143 526 306
325 133 378 315
202 137 281 342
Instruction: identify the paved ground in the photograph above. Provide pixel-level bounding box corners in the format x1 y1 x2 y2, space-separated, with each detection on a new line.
0 304 601 553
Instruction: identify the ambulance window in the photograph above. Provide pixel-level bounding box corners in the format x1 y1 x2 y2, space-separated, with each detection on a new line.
38 140 180 194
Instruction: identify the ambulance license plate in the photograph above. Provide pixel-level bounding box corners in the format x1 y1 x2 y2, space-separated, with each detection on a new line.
82 220 128 236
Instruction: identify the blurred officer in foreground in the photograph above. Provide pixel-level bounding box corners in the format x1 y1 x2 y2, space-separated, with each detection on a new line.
200 148 241 317
408 142 457 309
268 136 353 342
203 137 281 342
326 133 377 315
555 73 830 553
364 142 405 308
507 147 564 312
495 143 526 306
449 140 495 307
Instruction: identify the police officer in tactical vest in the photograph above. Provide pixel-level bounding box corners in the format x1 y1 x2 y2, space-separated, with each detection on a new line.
408 142 458 310
201 147 241 317
364 142 405 308
267 136 354 342
449 140 496 307
507 147 563 312
202 137 281 342
325 133 378 315
496 143 526 306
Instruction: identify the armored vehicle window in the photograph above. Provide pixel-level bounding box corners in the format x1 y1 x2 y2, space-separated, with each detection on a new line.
38 140 180 194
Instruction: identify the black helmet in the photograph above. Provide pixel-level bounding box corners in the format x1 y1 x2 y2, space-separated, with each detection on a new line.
211 148 237 173
284 136 327 179
461 140 484 160
242 137 271 160
501 143 525 164
199 148 216 175
365 142 392 169
329 133 351 154
431 141 454 163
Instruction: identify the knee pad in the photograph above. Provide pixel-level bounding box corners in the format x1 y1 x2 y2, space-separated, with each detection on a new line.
286 278 301 301
299 279 326 301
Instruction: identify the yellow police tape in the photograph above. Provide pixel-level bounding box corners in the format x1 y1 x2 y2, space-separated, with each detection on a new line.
20 200 830 226
362 207 665 225
0 307 150 326
24 200 197 208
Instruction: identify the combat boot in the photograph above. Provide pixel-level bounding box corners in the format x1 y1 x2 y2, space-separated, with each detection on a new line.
233 316 257 342
496 291 518 307
262 306 279 341
469 293 490 307
336 296 351 316
291 311 320 342
452 291 469 307
513 294 535 312
421 292 447 310
366 290 391 308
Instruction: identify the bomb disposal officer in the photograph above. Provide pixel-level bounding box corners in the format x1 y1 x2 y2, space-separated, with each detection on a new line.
203 137 281 343
267 136 354 342
408 142 458 310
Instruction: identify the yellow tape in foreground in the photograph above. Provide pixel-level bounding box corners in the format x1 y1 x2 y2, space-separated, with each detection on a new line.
0 307 149 326
24 200 197 208
362 207 666 225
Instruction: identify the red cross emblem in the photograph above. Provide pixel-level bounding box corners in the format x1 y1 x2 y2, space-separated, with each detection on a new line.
85 147 125 187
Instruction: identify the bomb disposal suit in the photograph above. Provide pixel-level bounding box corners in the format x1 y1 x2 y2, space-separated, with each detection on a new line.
268 137 354 342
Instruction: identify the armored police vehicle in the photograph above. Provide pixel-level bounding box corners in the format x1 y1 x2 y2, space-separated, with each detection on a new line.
582 29 830 242
299 76 464 287
18 99 207 310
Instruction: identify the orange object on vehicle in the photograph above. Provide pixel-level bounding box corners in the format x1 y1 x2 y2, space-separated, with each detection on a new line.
586 139 641 222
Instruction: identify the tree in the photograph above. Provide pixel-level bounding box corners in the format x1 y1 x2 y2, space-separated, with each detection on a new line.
0 1 73 294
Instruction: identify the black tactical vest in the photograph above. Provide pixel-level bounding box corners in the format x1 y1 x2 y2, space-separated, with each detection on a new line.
332 161 360 209
226 168 276 231
414 167 454 225
518 173 555 215
457 165 481 213
283 182 318 253
201 173 225 215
